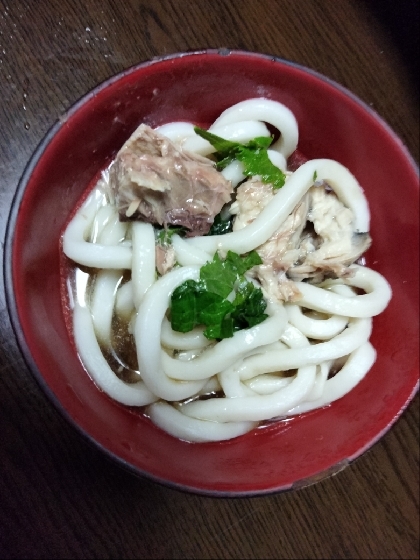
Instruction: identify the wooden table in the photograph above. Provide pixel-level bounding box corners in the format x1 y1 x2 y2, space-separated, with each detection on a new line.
0 1 418 558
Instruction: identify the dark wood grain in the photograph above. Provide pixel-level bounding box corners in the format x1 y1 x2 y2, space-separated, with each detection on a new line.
0 1 418 558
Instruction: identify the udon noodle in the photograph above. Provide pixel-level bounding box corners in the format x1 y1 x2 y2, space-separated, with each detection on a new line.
63 98 392 443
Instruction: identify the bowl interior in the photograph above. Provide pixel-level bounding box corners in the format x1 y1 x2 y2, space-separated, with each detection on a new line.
6 50 419 495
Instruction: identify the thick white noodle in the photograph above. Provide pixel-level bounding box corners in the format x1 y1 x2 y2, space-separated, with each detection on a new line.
280 323 311 349
90 205 115 242
286 342 376 415
161 302 288 381
286 304 349 340
327 284 358 297
305 360 332 401
220 160 246 187
171 234 212 266
185 159 370 255
220 341 288 382
98 208 128 246
73 304 158 406
160 317 210 350
154 122 196 143
297 265 392 317
135 266 208 400
175 349 202 362
199 376 222 395
115 280 135 320
210 98 299 158
131 222 156 308
155 120 269 153
71 268 90 308
63 189 132 269
182 121 270 155
147 401 258 443
221 322 310 397
90 269 122 346
245 374 293 395
218 360 259 398
267 149 287 171
237 317 372 381
180 363 317 422
244 340 289 355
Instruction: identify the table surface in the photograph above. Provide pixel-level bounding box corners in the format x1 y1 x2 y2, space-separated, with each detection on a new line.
0 1 418 558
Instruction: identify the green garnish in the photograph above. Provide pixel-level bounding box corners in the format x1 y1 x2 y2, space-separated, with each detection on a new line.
194 126 286 189
156 227 186 245
206 212 234 236
313 170 318 182
170 251 268 339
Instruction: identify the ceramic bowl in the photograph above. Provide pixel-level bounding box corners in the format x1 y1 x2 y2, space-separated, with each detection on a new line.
5 50 419 495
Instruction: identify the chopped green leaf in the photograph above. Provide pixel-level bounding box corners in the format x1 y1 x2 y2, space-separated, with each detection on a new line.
246 136 273 150
200 252 237 298
199 299 234 323
231 280 268 329
204 317 234 340
194 126 286 189
170 250 267 340
170 280 200 332
313 170 318 182
193 128 240 154
207 212 234 236
156 227 186 245
238 148 285 189
225 249 262 275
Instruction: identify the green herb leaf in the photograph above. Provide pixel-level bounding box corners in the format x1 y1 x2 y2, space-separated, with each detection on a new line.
206 212 234 236
156 226 186 245
199 252 238 298
237 147 285 189
231 280 268 329
170 280 201 333
194 126 286 189
225 249 262 275
204 317 234 340
170 251 267 340
193 128 240 154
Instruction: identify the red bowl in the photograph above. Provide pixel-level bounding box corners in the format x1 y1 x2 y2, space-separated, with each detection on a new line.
4 50 419 496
